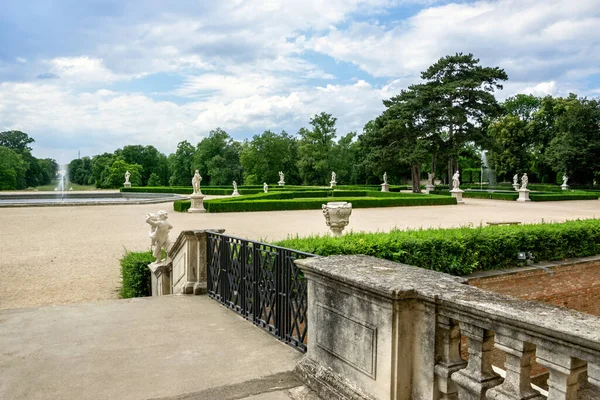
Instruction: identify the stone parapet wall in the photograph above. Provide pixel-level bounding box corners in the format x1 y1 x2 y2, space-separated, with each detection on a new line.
468 257 600 316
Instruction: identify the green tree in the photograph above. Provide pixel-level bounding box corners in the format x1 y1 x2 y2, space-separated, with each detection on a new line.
330 132 359 185
103 159 142 188
240 130 298 184
0 130 35 152
147 172 162 186
297 112 337 185
543 94 600 184
193 128 242 185
91 153 115 188
414 53 508 187
0 146 27 190
168 140 195 186
68 157 93 185
118 145 165 186
488 115 532 180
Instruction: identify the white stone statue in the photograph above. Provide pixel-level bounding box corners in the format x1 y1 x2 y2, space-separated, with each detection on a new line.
383 172 388 184
124 171 131 184
451 170 460 190
146 211 172 264
263 182 268 193
427 173 434 186
232 180 240 196
562 174 569 186
278 171 285 182
192 170 202 194
520 173 528 190
513 174 518 185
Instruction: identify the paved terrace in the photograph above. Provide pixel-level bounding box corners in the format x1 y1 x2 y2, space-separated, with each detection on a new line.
1 197 599 310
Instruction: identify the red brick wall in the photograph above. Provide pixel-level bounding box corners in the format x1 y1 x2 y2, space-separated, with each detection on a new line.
468 261 600 316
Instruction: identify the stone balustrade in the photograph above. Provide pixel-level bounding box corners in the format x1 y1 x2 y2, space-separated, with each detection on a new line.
294 255 600 400
149 229 224 296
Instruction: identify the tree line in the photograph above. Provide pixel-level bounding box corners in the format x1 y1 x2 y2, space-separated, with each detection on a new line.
3 53 599 191
0 131 58 190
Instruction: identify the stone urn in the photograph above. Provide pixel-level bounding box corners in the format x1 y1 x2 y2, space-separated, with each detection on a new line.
322 202 352 236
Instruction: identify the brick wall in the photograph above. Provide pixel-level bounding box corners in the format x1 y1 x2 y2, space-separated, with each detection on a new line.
468 260 600 317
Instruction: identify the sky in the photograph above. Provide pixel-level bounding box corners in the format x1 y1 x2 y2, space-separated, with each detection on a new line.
1 0 599 164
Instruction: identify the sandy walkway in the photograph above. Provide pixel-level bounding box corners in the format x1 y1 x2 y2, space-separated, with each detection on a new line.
1 198 599 310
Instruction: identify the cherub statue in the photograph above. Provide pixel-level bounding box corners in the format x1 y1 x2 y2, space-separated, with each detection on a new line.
427 172 434 186
145 211 172 264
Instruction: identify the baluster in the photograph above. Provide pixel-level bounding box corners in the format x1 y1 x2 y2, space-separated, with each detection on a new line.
451 322 502 400
588 363 600 389
435 316 468 400
486 334 542 400
535 348 586 400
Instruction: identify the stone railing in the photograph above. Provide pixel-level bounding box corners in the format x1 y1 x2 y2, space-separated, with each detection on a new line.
294 255 600 400
149 229 224 296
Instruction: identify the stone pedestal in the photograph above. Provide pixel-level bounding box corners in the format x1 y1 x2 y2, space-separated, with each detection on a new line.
450 188 464 204
330 181 337 188
188 194 206 213
124 182 131 188
232 189 240 196
278 181 285 187
512 183 520 191
381 183 389 192
561 184 569 191
425 184 435 194
517 189 531 202
148 261 172 296
322 201 351 235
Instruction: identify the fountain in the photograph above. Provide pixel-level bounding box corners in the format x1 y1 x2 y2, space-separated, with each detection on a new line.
480 151 496 186
54 167 69 199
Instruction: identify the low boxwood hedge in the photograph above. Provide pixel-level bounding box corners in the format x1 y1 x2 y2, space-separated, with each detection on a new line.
462 191 519 201
529 192 598 201
274 219 600 276
120 250 155 298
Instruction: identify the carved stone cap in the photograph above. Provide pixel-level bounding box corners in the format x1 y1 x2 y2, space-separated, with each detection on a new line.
295 254 600 354
168 229 226 257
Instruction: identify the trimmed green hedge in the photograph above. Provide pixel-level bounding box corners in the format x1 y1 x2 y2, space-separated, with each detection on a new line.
274 219 600 275
529 192 598 201
120 250 154 298
462 191 519 201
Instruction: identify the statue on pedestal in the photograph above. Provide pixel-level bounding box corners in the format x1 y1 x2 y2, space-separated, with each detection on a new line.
451 170 460 190
520 173 529 190
562 174 569 186
146 211 172 264
192 170 202 194
427 173 434 186
263 182 268 193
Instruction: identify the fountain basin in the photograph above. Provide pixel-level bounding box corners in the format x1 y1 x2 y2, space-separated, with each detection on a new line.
0 192 188 207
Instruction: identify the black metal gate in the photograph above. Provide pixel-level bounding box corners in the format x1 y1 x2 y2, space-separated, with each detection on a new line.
206 231 313 352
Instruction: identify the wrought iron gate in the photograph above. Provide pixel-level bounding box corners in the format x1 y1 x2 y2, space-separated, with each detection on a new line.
206 231 313 352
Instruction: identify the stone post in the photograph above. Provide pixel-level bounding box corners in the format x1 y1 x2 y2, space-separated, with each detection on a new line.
486 335 542 400
381 183 390 192
149 229 225 296
451 323 502 400
535 348 587 400
294 255 463 400
188 194 206 213
434 316 467 399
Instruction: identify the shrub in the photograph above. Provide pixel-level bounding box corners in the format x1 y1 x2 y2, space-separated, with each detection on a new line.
174 199 191 212
462 191 519 201
274 219 600 276
529 192 598 201
120 250 155 298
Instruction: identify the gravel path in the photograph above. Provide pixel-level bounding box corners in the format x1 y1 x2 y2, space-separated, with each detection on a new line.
1 197 599 310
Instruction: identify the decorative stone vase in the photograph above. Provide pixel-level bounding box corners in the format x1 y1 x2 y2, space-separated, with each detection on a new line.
322 202 352 236
512 183 520 191
517 188 531 202
381 183 389 192
425 184 435 194
450 188 464 204
188 194 206 213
